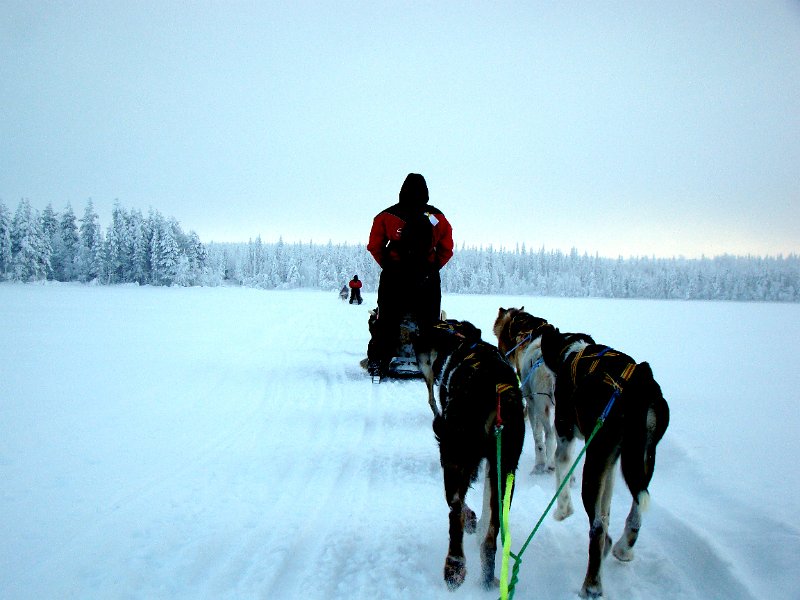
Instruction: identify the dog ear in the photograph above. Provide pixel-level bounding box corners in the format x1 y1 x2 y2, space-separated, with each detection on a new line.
460 321 482 341
540 324 557 340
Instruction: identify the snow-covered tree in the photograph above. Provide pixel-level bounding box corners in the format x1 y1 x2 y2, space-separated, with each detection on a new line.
40 203 58 279
2 197 796 301
10 199 50 281
105 202 132 283
77 201 103 282
0 200 12 278
53 204 80 281
156 217 181 285
127 209 149 285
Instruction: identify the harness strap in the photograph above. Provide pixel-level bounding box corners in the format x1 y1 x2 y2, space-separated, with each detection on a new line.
504 317 548 358
504 332 532 358
570 345 634 384
570 347 587 382
494 383 515 428
621 362 636 381
519 356 544 391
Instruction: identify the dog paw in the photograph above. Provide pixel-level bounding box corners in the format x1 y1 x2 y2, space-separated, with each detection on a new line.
612 541 635 562
554 504 574 521
481 575 500 590
580 584 603 598
444 555 467 590
531 463 556 475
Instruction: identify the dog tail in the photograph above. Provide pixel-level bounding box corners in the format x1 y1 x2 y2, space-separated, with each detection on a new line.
620 362 670 510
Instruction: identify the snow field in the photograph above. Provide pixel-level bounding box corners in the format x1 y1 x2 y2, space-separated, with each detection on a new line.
1 283 798 599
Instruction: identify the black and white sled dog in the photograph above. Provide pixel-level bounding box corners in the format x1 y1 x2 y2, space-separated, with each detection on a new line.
538 324 670 598
420 320 525 591
339 285 349 301
493 307 556 474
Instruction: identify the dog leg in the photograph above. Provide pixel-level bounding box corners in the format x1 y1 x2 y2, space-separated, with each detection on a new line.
531 397 556 474
554 435 575 520
580 456 616 598
612 500 642 562
475 463 492 540
462 504 477 534
531 403 547 474
538 370 557 473
479 463 502 590
542 401 557 473
415 350 440 417
443 476 469 590
426 378 438 417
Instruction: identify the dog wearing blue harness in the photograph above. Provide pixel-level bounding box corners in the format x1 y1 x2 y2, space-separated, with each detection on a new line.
539 323 670 598
493 307 556 475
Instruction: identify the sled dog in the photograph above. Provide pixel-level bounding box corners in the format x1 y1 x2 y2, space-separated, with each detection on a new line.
493 307 556 474
422 320 524 590
539 324 670 598
408 310 447 416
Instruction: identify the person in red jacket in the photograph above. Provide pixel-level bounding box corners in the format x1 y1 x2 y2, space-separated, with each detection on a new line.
348 274 363 304
366 173 454 377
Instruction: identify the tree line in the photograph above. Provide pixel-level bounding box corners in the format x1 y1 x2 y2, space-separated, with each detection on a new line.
0 199 206 286
1 198 797 302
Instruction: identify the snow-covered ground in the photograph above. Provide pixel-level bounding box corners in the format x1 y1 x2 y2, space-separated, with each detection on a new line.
1 283 798 600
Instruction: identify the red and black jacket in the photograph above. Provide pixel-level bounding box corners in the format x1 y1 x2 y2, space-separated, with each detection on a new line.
367 203 454 270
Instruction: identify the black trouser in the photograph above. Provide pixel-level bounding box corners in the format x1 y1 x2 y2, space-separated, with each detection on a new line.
367 266 441 364
349 288 362 304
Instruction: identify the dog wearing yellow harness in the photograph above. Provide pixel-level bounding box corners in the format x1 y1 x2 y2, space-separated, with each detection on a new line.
539 324 670 599
422 319 525 591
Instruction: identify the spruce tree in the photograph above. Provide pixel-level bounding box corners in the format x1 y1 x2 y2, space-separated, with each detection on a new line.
106 202 130 283
78 200 101 282
129 209 149 285
10 199 50 281
40 203 58 279
158 218 181 285
0 200 11 278
56 204 80 281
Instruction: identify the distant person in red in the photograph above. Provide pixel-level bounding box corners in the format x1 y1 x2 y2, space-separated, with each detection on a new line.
348 275 363 304
366 173 454 377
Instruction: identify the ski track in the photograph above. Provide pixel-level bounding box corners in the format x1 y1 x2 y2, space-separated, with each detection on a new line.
2 285 797 599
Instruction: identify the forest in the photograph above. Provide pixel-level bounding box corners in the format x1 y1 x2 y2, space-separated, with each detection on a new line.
1 198 797 302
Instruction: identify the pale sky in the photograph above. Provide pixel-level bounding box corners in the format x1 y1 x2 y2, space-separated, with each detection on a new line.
2 1 799 258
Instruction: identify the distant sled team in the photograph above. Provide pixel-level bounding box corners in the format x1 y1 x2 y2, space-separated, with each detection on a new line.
376 304 670 597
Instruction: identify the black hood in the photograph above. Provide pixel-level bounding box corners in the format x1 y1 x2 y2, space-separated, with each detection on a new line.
398 173 429 206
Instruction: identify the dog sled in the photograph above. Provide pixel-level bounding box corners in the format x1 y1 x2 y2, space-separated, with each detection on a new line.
360 308 449 382
384 313 423 378
360 310 425 381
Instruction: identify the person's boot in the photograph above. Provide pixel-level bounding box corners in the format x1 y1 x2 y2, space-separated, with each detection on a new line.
367 358 388 382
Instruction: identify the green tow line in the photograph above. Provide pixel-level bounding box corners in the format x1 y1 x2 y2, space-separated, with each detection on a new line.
496 411 611 600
